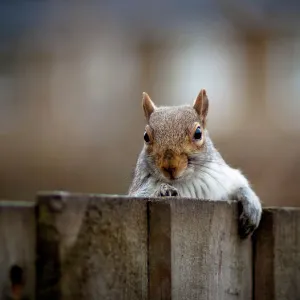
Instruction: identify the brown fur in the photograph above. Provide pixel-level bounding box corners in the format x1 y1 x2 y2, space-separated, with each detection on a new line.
145 106 206 180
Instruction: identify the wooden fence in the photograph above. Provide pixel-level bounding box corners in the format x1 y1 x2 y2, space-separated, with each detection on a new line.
0 192 300 300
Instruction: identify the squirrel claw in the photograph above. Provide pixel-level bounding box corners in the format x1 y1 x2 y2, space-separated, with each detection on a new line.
156 183 179 197
238 214 257 239
237 200 261 239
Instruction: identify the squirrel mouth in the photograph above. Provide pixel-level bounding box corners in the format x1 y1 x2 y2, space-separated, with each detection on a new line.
162 167 176 179
161 166 186 181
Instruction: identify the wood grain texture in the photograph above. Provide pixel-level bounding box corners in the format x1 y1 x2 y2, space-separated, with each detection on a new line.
0 201 36 300
254 208 300 300
36 193 148 300
149 198 252 300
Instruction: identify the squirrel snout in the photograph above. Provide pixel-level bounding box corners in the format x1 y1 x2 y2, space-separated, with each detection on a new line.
159 152 188 180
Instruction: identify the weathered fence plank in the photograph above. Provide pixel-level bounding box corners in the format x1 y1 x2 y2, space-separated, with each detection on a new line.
254 208 300 300
0 201 36 300
36 193 148 300
149 199 252 300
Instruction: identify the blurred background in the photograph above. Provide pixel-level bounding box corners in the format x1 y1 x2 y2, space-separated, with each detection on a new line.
0 0 300 206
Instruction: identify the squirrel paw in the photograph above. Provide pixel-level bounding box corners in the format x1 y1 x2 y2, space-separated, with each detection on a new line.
238 208 258 239
231 186 262 239
156 183 179 197
237 195 262 239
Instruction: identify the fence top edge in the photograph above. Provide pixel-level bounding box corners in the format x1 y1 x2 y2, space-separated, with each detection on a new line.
37 190 125 197
2 192 300 211
263 206 300 212
36 191 237 205
0 200 36 208
35 192 300 210
36 191 132 200
148 197 237 205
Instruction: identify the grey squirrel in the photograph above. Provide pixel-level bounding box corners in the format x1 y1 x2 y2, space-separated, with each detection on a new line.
128 89 262 238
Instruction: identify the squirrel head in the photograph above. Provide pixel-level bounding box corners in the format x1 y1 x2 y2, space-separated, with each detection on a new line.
141 89 209 182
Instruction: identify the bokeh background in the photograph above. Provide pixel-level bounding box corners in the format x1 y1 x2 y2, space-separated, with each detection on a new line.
0 0 300 206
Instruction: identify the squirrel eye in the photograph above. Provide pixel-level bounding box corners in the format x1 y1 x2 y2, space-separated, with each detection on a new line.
144 131 150 143
194 126 202 140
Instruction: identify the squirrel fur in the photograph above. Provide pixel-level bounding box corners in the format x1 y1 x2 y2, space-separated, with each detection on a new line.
128 89 262 238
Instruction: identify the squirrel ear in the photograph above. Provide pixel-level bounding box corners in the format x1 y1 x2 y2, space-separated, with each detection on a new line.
193 89 209 123
142 92 156 121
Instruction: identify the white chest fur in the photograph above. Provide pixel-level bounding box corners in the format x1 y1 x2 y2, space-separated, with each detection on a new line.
173 162 249 200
